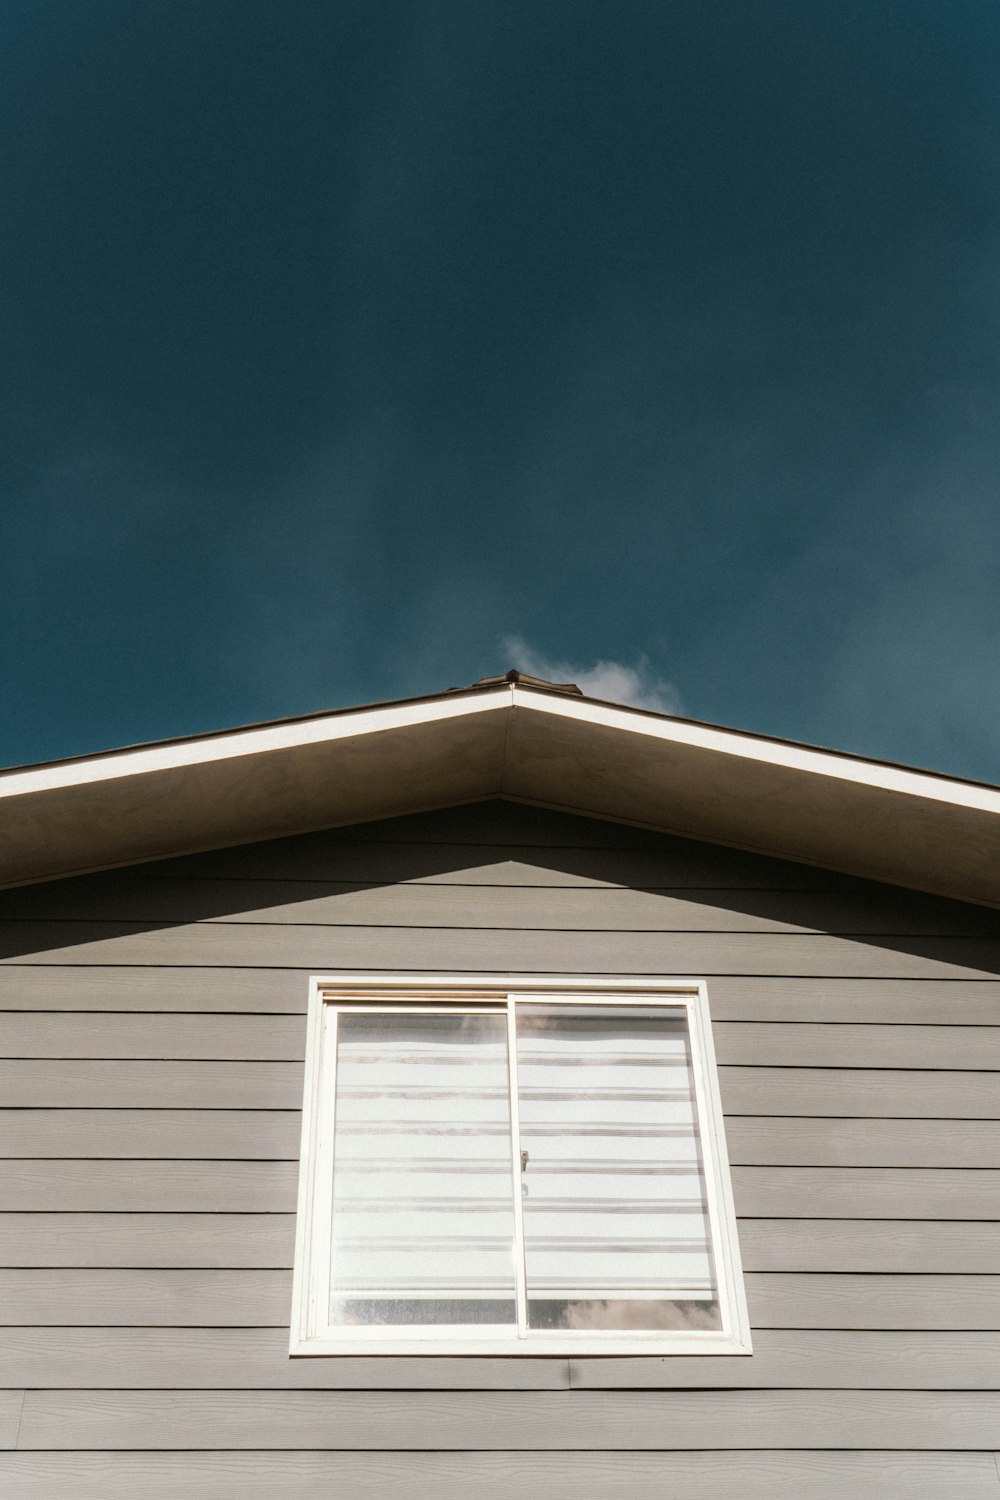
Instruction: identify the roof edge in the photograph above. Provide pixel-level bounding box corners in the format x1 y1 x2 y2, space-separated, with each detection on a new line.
3 676 998 802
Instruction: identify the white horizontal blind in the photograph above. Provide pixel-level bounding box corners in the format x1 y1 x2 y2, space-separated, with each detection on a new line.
323 999 720 1336
515 1003 719 1332
328 1010 517 1328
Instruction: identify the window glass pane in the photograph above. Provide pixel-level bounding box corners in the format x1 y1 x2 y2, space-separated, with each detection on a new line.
329 1010 517 1327
515 1003 721 1332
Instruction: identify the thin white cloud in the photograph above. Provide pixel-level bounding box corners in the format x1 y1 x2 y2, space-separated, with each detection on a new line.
562 1297 720 1331
502 636 684 715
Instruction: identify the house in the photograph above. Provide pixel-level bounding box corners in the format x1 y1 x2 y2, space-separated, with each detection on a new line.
1 670 999 1497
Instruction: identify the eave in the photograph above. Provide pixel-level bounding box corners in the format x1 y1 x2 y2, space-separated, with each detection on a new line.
2 682 999 907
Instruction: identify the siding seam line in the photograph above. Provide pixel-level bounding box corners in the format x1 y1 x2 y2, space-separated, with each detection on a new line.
10 1389 25 1451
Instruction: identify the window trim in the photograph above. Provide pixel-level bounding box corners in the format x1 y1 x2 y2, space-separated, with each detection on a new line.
290 973 752 1357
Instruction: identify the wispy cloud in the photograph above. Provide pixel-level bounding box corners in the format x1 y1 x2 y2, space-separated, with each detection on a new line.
502 636 684 714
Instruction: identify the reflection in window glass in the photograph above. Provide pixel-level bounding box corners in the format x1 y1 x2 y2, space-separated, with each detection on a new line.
515 1004 721 1332
329 1011 517 1327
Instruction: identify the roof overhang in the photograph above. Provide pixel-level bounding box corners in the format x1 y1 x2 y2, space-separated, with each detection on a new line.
2 682 1000 906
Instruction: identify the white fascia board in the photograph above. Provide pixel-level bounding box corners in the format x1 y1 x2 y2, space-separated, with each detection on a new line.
0 687 512 801
510 685 1000 818
4 679 992 817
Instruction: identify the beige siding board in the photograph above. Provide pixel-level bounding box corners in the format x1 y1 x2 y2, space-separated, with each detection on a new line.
0 1014 306 1060
731 1167 1000 1220
5 878 995 938
570 1331 1000 1389
748 1273 1000 1329
1 1268 994 1329
0 1268 293 1325
3 1161 995 1220
0 967 308 1012
721 1068 1000 1118
16 1389 1000 1452
3 1328 998 1392
0 1060 303 1108
0 1213 296 1267
2 1213 994 1271
6 1014 1000 1069
717 1024 1000 1069
0 1161 298 1212
0 1109 301 1159
740 1219 1000 1272
706 978 1000 1024
3 1451 998 1500
5 1060 998 1114
727 1118 1000 1167
0 1330 569 1389
3 969 999 1022
2 923 998 978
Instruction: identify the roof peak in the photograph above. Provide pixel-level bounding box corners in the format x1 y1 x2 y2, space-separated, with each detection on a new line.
456 669 583 695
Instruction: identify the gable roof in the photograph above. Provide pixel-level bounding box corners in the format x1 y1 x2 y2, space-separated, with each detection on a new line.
2 676 999 906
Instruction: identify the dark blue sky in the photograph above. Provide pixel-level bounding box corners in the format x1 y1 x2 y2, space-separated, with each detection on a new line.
2 1 999 777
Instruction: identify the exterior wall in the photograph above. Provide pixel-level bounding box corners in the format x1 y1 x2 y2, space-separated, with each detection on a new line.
0 798 999 1498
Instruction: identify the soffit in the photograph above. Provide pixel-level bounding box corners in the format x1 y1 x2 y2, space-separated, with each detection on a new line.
1 683 999 906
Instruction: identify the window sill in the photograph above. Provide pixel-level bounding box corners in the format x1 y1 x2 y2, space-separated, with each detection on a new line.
290 1331 754 1358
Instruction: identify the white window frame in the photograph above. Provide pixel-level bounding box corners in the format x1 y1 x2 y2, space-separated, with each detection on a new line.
290 973 752 1357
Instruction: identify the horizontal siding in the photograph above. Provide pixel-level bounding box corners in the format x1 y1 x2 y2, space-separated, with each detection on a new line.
157 802 867 871
720 1068 1000 1117
2 968 998 1020
718 1023 1000 1068
2 1268 996 1329
0 1330 571 1389
5 876 996 936
0 967 310 1012
5 1111 1000 1167
2 1451 998 1500
0 1109 303 1159
0 1162 297 1212
570 1331 1000 1389
0 1060 305 1108
726 1117 1000 1167
731 1167 1000 1219
738 1219 1000 1272
0 1268 293 1325
1 1328 997 1390
5 1014 1000 1068
2 921 998 976
1 1213 997 1271
0 1213 296 1268
15 1388 1000 1450
0 1014 308 1060
2 802 999 1490
5 1059 999 1113
1 1162 998 1218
